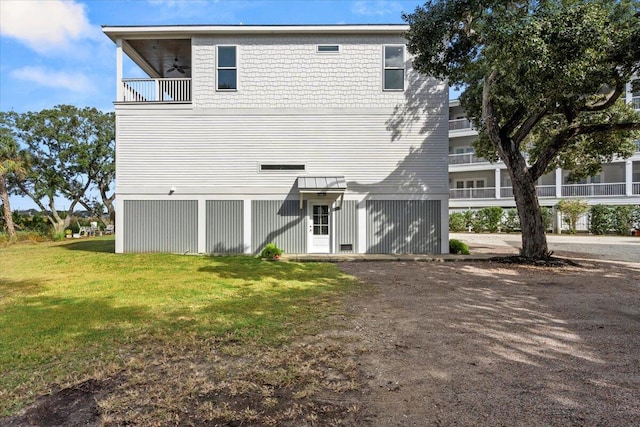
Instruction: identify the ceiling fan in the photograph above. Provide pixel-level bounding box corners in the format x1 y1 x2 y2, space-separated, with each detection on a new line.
166 57 190 74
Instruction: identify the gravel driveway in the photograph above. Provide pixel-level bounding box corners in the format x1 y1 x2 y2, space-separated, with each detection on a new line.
338 236 640 425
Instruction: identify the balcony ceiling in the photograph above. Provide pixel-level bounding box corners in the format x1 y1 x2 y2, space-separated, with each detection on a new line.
125 39 191 78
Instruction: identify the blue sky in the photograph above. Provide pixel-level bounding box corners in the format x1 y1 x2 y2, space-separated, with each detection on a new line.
0 0 427 210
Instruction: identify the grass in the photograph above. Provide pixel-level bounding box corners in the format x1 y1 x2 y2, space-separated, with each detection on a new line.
0 237 363 421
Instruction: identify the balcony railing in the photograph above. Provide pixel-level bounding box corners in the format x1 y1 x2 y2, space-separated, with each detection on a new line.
633 96 640 111
450 187 496 199
634 183 640 194
121 78 191 102
448 152 488 165
501 185 556 198
561 183 626 197
449 118 474 131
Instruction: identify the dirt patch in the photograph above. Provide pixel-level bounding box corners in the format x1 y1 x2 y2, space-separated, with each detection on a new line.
2 379 115 427
339 259 640 426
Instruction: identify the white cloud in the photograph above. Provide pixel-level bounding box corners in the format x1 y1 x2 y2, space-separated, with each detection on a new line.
0 0 98 54
10 66 93 93
352 0 403 17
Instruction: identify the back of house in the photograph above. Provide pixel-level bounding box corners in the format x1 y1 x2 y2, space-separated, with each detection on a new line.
102 24 449 255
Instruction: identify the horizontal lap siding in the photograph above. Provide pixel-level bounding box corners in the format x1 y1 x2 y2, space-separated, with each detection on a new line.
252 200 306 254
123 200 198 253
366 200 440 254
335 200 358 253
115 112 448 195
206 200 243 253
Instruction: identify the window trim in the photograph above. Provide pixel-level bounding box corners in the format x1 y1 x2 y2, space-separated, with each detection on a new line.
216 45 238 92
317 44 341 53
383 44 405 91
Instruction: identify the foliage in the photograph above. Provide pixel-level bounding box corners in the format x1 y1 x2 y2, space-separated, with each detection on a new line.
557 199 589 234
541 207 553 231
260 242 284 259
501 208 521 233
5 106 115 232
612 205 637 236
404 0 640 258
449 238 470 255
0 113 28 240
0 237 360 416
449 212 468 232
471 207 503 233
589 205 614 235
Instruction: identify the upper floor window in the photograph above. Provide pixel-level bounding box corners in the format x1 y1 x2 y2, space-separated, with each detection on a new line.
317 45 340 53
217 46 237 91
383 45 405 91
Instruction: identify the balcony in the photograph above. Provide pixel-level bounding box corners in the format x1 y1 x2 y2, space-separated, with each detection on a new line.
633 96 640 110
450 187 496 199
500 185 555 198
561 183 626 197
448 152 489 165
449 118 474 131
121 78 191 103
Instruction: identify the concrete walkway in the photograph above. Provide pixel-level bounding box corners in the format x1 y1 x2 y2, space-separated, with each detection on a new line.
280 233 640 263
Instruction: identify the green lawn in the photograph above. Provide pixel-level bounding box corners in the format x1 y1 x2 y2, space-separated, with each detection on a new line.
0 237 360 417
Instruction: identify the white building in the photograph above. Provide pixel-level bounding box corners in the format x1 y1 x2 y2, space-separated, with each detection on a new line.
448 82 640 215
103 25 449 255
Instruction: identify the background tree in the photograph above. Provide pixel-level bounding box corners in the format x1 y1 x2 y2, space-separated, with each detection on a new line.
11 105 114 233
404 0 640 258
0 113 28 240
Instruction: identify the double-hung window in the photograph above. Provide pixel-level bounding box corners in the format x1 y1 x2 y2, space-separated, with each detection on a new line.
217 46 237 91
383 45 405 91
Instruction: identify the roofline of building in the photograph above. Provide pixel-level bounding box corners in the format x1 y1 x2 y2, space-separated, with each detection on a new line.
102 24 409 42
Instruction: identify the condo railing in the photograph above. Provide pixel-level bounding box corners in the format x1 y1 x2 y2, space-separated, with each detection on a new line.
121 78 192 102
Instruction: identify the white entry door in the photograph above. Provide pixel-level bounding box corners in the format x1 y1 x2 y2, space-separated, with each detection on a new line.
308 202 331 253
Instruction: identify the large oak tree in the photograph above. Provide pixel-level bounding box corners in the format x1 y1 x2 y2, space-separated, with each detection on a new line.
404 0 640 258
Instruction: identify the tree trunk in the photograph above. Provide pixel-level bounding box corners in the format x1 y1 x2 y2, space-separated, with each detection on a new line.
510 169 550 259
0 172 17 239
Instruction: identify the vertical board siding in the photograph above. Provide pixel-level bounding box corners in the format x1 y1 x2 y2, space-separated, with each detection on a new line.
366 200 441 254
252 200 306 254
123 200 198 253
206 200 244 253
335 200 358 253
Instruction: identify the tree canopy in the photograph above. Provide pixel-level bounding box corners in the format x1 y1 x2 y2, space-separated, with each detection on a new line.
404 0 640 258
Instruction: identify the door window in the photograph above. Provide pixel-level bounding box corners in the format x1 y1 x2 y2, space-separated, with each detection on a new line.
313 205 329 235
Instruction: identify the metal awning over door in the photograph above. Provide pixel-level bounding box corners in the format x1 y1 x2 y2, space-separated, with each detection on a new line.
297 176 347 209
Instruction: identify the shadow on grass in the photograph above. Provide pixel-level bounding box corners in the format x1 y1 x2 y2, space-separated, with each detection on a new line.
61 239 115 254
0 278 46 299
197 256 349 283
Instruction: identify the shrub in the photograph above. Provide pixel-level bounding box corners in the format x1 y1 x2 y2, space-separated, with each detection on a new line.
449 239 470 255
612 205 635 236
501 208 520 233
449 212 467 232
589 205 613 235
556 199 589 234
260 243 283 259
541 207 553 231
471 207 503 233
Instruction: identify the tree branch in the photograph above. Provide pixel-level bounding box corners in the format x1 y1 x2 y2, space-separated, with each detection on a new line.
511 107 548 146
579 81 626 113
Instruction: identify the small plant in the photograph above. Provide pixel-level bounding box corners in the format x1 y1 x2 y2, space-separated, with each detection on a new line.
260 243 283 260
449 239 470 255
590 205 613 235
557 199 589 234
501 208 520 233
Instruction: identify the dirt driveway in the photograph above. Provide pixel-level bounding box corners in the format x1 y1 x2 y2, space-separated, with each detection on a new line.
339 241 640 425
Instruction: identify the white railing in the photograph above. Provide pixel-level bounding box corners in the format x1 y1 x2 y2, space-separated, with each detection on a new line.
561 183 626 197
635 140 640 153
450 187 496 199
633 182 640 194
121 78 191 102
448 152 489 165
632 96 640 111
449 118 474 131
500 185 555 198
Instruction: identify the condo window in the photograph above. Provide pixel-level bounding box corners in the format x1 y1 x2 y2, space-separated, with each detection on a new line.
217 46 237 91
317 45 340 53
260 164 306 171
383 45 405 91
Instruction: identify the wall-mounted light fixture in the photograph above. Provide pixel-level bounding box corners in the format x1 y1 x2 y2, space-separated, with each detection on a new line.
169 187 176 195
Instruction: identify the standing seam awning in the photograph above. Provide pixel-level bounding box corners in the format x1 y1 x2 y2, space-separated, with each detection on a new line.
297 176 347 209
